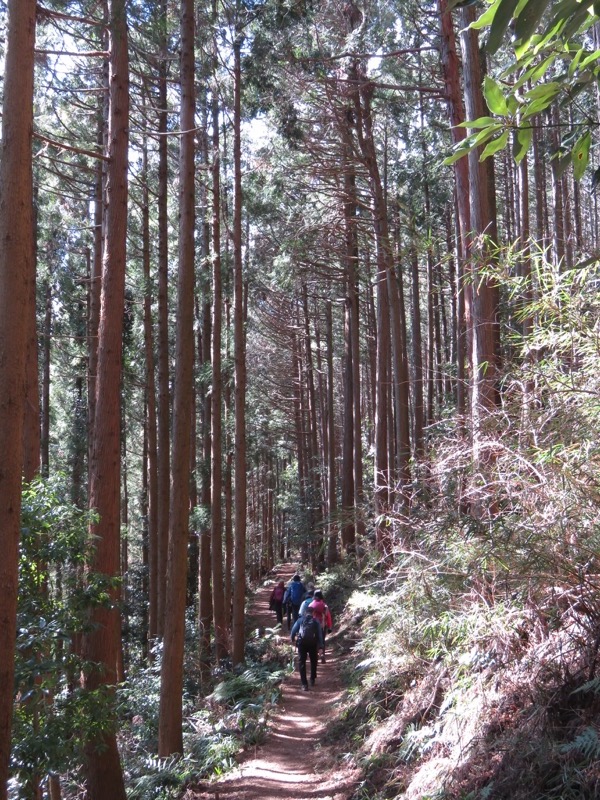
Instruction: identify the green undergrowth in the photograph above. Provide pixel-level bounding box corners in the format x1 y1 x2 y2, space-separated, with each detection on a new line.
119 621 289 799
328 518 600 800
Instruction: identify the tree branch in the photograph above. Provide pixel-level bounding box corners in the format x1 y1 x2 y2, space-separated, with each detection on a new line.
34 132 109 162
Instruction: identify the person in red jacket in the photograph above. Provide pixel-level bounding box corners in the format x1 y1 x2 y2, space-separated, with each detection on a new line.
309 589 332 663
269 580 286 625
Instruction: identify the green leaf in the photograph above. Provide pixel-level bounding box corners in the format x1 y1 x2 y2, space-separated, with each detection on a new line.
484 76 509 115
471 0 504 28
568 47 584 76
507 95 519 114
524 80 561 100
443 141 474 165
513 126 532 162
486 0 520 53
554 152 572 178
520 96 556 119
580 48 600 69
514 0 552 45
480 130 510 159
473 124 503 144
457 116 498 128
572 130 591 180
562 3 595 40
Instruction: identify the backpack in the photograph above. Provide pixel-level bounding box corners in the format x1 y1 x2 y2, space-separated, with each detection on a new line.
288 580 304 605
309 599 326 627
298 616 319 648
272 585 285 602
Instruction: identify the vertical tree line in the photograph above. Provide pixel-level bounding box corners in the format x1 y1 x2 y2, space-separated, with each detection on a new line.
2 0 600 793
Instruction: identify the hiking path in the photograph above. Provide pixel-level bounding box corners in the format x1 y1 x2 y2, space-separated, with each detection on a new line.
186 564 360 800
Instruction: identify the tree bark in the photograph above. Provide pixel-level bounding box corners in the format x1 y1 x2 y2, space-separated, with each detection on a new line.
210 0 227 659
141 131 159 651
158 0 196 756
83 0 129 795
0 2 36 795
156 0 171 638
460 8 500 422
232 35 248 666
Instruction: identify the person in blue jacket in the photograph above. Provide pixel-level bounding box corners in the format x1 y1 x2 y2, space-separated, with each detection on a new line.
290 605 324 691
283 573 306 628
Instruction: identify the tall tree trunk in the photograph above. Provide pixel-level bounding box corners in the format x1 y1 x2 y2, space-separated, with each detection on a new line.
460 8 500 422
88 6 108 471
302 285 323 567
0 2 36 796
23 245 40 482
232 35 247 666
440 0 471 423
340 117 357 551
41 280 52 476
409 224 425 460
325 300 338 564
156 0 171 638
352 71 411 538
159 0 196 756
142 132 159 650
83 0 129 795
198 112 213 681
210 1 227 659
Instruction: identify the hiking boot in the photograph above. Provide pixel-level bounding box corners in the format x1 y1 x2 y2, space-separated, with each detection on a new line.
310 678 315 686
302 684 309 691
321 654 326 663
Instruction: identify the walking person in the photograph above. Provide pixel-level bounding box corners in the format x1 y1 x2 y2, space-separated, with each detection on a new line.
309 589 333 663
298 583 315 617
269 579 286 625
283 573 306 628
290 605 324 691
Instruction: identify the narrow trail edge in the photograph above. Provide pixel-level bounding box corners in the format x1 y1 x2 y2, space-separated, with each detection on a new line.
187 564 361 800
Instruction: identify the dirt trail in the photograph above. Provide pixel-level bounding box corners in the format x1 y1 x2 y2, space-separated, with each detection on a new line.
188 565 360 800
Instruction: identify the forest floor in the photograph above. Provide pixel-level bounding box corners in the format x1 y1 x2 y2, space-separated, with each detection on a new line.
186 564 361 800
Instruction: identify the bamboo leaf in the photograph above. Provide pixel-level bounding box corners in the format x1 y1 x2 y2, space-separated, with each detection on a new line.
568 46 584 76
457 116 498 128
554 152 571 178
473 124 503 143
443 143 473 166
513 126 532 162
524 80 561 100
514 0 552 44
486 0 520 53
470 0 504 29
580 48 600 68
480 130 509 159
572 130 591 180
484 76 509 115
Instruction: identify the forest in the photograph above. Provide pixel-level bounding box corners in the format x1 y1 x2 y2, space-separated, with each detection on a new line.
1 0 600 797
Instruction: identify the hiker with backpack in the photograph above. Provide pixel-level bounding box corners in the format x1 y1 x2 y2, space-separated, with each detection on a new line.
290 604 324 691
283 573 306 628
309 589 333 663
298 583 315 617
269 579 286 625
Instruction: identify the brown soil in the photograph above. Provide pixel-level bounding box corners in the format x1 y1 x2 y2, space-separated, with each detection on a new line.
186 565 361 800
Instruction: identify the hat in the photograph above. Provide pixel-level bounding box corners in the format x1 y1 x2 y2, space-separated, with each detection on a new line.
292 574 301 581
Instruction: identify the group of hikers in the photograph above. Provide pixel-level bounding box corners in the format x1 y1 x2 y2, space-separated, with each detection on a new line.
269 573 333 691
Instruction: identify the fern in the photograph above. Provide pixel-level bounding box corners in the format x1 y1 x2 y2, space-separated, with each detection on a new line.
570 676 600 696
559 726 600 760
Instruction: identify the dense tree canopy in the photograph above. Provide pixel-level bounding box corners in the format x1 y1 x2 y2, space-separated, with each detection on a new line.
1 0 600 796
